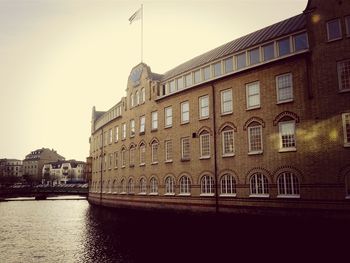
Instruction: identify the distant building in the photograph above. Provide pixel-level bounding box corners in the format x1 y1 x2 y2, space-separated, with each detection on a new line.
0 159 23 177
42 160 86 185
23 148 65 184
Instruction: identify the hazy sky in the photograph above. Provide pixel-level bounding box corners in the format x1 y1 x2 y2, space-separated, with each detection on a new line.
0 0 307 161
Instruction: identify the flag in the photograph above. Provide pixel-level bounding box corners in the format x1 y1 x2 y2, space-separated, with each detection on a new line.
129 8 141 24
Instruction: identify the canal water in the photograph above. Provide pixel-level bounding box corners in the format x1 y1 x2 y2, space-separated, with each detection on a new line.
0 199 349 262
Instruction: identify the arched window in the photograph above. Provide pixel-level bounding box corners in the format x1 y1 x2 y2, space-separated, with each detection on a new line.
139 143 146 165
127 178 134 194
140 87 145 103
150 177 158 194
220 174 236 196
135 91 139 105
112 180 117 194
129 145 135 166
277 172 300 197
250 173 269 197
151 140 159 164
201 175 215 195
121 147 126 168
179 176 191 195
130 94 134 108
165 176 175 195
139 178 147 194
120 179 126 194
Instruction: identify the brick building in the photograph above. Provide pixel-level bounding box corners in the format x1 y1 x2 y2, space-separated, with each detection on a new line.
88 0 350 214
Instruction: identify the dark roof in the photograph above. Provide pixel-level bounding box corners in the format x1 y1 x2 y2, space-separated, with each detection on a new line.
150 72 164 81
95 111 105 119
161 13 306 81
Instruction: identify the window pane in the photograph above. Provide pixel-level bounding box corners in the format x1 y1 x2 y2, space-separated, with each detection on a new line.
169 80 176 93
165 107 172 127
249 48 260 65
249 126 262 152
213 62 222 77
181 101 189 123
280 122 296 148
263 43 274 61
221 89 232 114
152 111 158 130
165 140 173 161
277 73 293 102
223 130 234 155
327 19 341 40
185 73 192 87
236 52 246 69
203 66 211 80
224 57 233 73
200 133 210 157
177 77 184 90
194 70 201 84
338 60 350 91
294 33 308 51
246 82 260 108
181 137 190 159
199 96 209 118
278 38 290 56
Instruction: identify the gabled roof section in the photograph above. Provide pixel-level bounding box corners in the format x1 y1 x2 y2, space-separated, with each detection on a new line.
161 13 306 82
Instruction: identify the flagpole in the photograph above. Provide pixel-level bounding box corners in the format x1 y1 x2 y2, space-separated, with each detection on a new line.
141 4 143 63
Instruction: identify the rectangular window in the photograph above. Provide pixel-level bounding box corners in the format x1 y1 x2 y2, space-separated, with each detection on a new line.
130 119 135 137
109 153 113 169
114 152 118 168
224 57 233 73
222 130 234 156
203 66 211 81
140 145 146 165
169 80 176 93
337 59 350 92
114 126 119 142
277 37 290 56
249 48 260 65
165 106 172 127
200 133 210 158
236 52 246 69
151 111 158 130
199 95 209 119
293 32 308 51
342 113 350 147
221 89 233 114
140 115 145 133
181 137 190 160
194 70 201 84
181 101 190 124
177 77 184 90
327 18 342 41
122 123 126 140
346 16 350 36
109 129 113 144
165 140 173 162
248 125 263 154
262 42 274 61
213 62 222 77
246 82 260 109
185 73 192 87
151 143 158 163
104 132 108 146
276 73 293 103
129 148 135 166
279 121 296 151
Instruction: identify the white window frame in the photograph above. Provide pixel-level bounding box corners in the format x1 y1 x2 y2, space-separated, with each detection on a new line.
114 126 119 142
199 132 210 159
342 113 350 147
151 111 158 130
220 174 237 197
164 106 173 128
200 175 215 196
122 123 126 140
179 176 191 196
130 119 135 137
276 73 293 104
151 142 159 164
139 144 146 166
221 89 233 115
326 18 342 42
277 172 300 198
181 101 190 124
164 176 175 196
139 178 147 195
337 59 350 92
222 129 234 157
279 120 297 152
140 87 145 104
149 177 158 195
248 125 263 155
109 129 113 144
199 95 209 119
165 140 173 162
249 173 269 198
246 81 260 110
181 137 190 160
140 115 145 133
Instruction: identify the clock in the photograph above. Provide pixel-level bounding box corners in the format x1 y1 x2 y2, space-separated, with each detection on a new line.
129 65 143 87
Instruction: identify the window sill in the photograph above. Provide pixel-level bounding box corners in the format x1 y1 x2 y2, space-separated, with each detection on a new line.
151 128 158 132
139 163 145 167
151 162 158 165
165 160 173 163
130 134 135 138
222 153 235 158
338 89 350 94
277 194 300 199
181 158 190 162
221 111 232 116
249 194 269 198
121 166 125 169
246 106 260 111
199 117 210 121
276 99 293 105
138 192 147 195
178 193 191 196
164 126 172 129
344 143 350 148
327 37 343 43
219 194 237 197
200 193 215 197
164 193 175 196
199 156 210 160
279 147 296 153
129 164 135 168
149 193 159 196
114 167 118 170
181 121 189 125
139 131 145 136
120 192 127 195
248 150 263 155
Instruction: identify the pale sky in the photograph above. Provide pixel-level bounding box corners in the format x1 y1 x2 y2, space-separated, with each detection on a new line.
0 0 307 161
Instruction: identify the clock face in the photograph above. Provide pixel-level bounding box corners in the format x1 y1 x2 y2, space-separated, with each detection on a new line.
130 65 143 87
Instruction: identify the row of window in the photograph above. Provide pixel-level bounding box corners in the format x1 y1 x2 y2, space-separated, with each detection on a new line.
326 16 350 42
91 172 302 198
130 87 146 108
160 32 308 97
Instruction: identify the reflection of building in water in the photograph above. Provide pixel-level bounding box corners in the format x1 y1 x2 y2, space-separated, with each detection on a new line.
88 0 350 214
42 160 86 185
